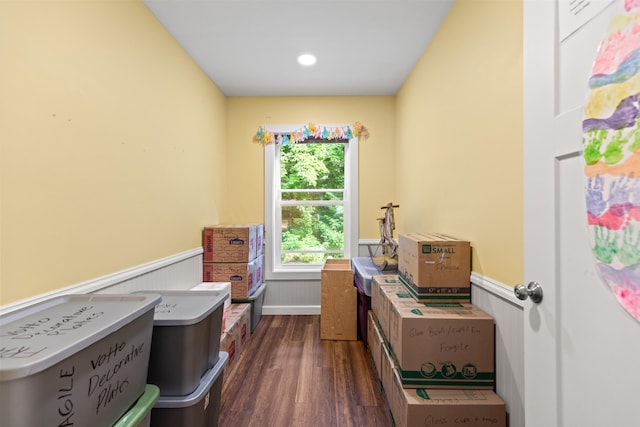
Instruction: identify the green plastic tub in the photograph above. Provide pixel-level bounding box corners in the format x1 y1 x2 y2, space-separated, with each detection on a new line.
113 384 160 427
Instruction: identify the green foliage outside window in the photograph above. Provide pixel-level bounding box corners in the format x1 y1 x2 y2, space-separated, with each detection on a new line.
280 143 345 264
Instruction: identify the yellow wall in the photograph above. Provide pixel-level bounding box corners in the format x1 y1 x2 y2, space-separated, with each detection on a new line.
224 97 396 239
1 0 524 306
395 0 523 285
0 0 227 304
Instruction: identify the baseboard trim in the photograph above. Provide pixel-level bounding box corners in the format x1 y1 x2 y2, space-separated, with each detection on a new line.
0 247 203 315
470 272 524 308
263 305 321 315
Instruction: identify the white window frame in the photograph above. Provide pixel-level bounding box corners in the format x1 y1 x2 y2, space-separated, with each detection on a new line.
264 124 358 280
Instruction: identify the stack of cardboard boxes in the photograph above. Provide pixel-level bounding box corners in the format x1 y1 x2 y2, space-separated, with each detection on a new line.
201 224 264 382
202 224 264 299
368 233 508 427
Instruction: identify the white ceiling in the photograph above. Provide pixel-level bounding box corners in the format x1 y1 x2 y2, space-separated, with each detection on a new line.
142 0 455 97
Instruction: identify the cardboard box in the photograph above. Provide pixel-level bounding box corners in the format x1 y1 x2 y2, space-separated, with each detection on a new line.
379 289 417 346
249 254 264 292
202 225 260 263
255 224 264 258
203 256 262 299
367 311 384 380
220 303 251 385
389 300 495 389
398 233 471 303
381 338 396 399
320 259 357 341
220 329 238 380
226 303 251 349
371 274 411 341
390 369 506 427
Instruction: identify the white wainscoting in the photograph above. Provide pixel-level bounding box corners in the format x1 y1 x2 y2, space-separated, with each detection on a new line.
261 279 321 315
471 272 525 427
0 248 204 316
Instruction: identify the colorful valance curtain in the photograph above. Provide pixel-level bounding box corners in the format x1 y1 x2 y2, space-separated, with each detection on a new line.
253 122 368 145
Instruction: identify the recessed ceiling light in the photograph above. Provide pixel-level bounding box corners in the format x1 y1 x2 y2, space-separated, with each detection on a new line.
297 54 317 66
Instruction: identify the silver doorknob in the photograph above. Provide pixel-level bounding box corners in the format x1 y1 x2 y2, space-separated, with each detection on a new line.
514 281 543 303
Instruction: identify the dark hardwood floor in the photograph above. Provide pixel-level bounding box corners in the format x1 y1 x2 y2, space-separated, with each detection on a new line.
219 315 393 427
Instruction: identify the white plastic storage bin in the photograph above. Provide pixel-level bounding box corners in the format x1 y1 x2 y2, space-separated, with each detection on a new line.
135 290 225 396
190 282 231 310
151 351 229 427
0 293 161 427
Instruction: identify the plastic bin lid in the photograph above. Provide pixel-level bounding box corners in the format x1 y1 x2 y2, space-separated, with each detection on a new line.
352 257 379 281
112 384 160 427
0 293 162 381
134 290 226 326
154 351 229 408
352 257 380 296
190 282 231 291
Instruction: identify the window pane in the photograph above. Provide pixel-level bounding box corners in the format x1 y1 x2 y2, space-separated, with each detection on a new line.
280 143 345 190
281 251 344 265
281 190 343 201
281 205 344 265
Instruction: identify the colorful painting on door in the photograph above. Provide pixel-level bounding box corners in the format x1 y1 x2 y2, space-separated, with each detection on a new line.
582 0 640 321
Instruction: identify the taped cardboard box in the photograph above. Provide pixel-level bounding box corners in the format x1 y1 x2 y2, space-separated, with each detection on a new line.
371 274 412 341
398 233 471 303
388 300 495 389
220 303 250 384
249 255 264 293
255 224 264 258
367 311 384 380
202 225 259 263
203 256 262 299
226 303 251 349
220 329 238 381
389 369 506 427
320 259 357 341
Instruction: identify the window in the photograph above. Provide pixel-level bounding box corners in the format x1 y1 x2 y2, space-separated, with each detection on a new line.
264 124 358 280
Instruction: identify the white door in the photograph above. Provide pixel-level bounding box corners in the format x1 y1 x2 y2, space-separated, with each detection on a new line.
524 0 640 426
